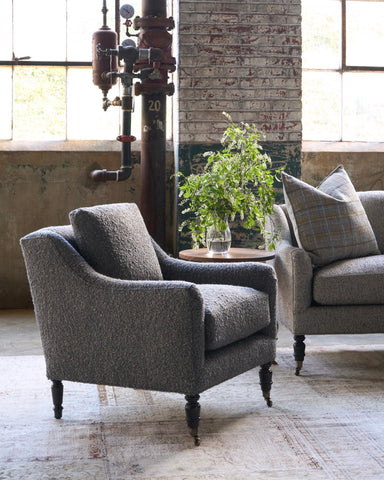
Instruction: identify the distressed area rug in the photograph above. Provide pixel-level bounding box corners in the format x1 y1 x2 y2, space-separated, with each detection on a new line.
1 345 383 480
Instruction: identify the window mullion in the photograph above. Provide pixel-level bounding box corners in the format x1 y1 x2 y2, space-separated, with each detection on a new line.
65 0 68 140
11 0 14 140
341 0 345 141
342 0 346 70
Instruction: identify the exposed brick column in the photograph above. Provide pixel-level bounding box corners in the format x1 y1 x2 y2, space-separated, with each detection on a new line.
175 0 302 249
177 0 301 143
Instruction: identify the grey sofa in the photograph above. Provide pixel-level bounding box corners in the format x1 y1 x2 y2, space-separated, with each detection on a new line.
267 191 384 375
20 203 277 445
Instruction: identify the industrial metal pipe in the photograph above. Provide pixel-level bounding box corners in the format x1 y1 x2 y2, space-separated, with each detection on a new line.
134 0 175 247
91 65 135 182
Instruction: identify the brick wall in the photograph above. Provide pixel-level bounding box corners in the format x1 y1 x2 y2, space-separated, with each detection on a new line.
176 0 301 144
174 0 302 249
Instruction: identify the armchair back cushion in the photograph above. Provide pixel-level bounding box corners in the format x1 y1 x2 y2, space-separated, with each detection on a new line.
282 165 379 266
69 203 163 280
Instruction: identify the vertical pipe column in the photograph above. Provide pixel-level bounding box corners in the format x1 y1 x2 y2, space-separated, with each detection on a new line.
134 0 175 248
141 92 166 245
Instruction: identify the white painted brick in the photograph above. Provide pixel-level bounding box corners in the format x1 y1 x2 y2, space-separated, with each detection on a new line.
177 0 302 142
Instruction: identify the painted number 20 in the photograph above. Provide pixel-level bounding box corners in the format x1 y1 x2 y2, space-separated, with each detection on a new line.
148 100 161 112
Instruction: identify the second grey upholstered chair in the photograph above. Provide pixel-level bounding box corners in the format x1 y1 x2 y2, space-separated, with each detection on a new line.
20 203 277 446
267 191 384 376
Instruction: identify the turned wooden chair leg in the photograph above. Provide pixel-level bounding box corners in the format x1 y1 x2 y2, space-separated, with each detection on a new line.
51 380 63 419
293 335 306 376
185 394 201 446
259 362 273 407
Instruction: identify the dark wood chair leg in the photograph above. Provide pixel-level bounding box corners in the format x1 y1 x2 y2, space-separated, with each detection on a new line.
51 380 63 419
293 335 306 375
259 362 273 407
185 394 201 446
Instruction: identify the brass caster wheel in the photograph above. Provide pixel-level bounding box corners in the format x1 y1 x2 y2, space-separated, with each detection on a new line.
189 428 201 446
263 392 273 408
295 361 303 376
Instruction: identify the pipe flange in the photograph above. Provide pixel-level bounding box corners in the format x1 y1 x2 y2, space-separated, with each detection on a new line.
133 16 175 30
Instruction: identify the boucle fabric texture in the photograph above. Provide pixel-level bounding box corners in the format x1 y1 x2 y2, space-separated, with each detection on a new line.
69 203 163 281
313 254 384 305
20 225 277 396
267 191 384 336
358 191 384 253
282 165 379 266
198 284 270 351
152 239 278 341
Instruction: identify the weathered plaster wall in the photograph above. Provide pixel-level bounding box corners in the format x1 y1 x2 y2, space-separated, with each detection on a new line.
176 0 302 249
302 143 384 190
0 146 137 308
0 145 175 308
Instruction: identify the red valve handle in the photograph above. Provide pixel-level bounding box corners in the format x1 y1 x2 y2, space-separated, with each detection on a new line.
116 135 136 143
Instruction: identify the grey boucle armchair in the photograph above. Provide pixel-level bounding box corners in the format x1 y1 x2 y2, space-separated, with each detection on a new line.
20 203 277 445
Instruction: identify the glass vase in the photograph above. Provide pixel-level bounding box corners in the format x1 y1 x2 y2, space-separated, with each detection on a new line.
206 219 231 254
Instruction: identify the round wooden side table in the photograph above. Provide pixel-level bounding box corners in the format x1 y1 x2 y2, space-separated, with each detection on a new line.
179 247 275 263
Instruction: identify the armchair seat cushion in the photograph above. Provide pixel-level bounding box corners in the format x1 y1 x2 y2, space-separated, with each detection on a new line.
313 254 384 305
198 284 270 351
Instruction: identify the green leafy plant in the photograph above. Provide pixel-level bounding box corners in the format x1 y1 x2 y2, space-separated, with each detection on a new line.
178 113 281 249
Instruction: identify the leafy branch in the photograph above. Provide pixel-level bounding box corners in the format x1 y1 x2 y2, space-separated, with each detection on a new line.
178 113 282 249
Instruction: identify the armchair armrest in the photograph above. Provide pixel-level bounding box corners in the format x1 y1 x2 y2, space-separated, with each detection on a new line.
20 231 206 394
152 240 277 338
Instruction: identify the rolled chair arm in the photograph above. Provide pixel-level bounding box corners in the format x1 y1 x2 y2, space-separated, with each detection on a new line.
152 240 278 338
274 240 313 331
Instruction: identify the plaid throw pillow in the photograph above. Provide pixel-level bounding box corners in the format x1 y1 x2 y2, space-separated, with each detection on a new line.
282 165 379 266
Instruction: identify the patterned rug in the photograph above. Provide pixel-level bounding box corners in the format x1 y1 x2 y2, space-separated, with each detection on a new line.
1 345 383 480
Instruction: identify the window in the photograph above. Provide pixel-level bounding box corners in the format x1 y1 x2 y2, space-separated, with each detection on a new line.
302 0 384 142
0 0 145 141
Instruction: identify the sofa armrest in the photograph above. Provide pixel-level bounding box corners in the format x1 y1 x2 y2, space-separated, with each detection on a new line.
274 239 314 318
20 231 205 393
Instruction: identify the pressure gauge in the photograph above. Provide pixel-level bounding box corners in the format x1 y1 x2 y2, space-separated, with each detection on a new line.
120 4 135 19
122 38 136 48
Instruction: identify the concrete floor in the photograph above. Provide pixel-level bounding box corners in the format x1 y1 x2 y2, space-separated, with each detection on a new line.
1 309 383 356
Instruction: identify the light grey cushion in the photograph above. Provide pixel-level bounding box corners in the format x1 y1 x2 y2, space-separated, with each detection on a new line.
359 191 384 253
313 254 384 305
69 203 163 280
198 284 270 351
282 165 379 266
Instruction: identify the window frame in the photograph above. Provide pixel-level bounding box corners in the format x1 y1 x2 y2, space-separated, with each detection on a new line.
0 0 121 68
341 0 384 73
0 0 123 144
302 0 384 144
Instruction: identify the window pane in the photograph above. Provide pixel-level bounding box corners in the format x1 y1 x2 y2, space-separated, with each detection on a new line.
14 67 66 140
0 1 12 60
67 68 121 140
346 1 384 67
302 0 341 69
0 68 12 139
302 71 341 141
343 72 384 141
14 0 66 61
67 0 144 62
67 0 114 61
